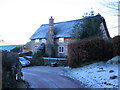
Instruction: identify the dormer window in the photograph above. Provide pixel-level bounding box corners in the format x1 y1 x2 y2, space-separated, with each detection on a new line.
35 39 39 43
41 39 46 43
59 38 64 42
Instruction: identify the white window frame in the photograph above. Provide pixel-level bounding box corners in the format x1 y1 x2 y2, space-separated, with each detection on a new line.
35 39 39 43
59 38 64 42
41 39 46 43
34 45 38 52
58 46 64 53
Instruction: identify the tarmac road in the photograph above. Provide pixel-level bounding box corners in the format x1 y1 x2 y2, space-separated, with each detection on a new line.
22 66 88 88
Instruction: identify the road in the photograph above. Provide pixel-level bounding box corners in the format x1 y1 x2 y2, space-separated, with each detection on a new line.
22 66 88 88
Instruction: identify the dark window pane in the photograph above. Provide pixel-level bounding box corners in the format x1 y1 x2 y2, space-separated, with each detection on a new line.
62 47 64 52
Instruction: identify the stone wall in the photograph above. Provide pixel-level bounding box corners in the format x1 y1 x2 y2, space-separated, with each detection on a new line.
54 38 74 57
25 39 46 53
26 38 74 57
43 59 68 66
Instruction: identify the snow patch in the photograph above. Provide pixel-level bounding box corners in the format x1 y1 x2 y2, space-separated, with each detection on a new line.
62 57 120 88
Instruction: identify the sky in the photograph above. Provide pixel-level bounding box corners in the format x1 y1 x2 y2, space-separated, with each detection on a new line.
0 0 118 44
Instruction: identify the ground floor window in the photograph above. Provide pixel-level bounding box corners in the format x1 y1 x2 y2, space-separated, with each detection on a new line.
58 46 64 53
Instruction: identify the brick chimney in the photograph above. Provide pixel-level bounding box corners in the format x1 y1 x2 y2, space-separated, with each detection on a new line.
46 16 55 57
47 16 54 44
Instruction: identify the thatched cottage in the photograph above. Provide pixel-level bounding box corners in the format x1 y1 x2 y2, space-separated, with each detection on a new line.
24 14 110 57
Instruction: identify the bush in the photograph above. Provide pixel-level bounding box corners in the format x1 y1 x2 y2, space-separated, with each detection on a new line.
113 35 120 56
103 39 113 59
71 15 103 39
68 37 113 68
31 58 44 66
46 43 55 57
2 51 22 88
32 51 43 59
68 41 80 68
31 51 44 66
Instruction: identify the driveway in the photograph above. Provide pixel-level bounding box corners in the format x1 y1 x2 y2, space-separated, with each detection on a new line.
22 66 88 88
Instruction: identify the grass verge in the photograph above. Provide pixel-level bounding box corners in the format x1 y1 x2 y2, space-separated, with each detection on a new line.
17 80 29 88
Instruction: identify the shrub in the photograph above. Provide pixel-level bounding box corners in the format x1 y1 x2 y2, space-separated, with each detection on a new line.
31 58 44 66
32 51 43 59
31 51 44 66
68 41 81 68
113 35 120 56
103 39 113 59
46 43 55 57
71 15 103 39
2 51 22 88
68 37 113 68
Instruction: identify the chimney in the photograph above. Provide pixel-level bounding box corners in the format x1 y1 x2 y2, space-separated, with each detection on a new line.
49 16 54 35
47 16 55 57
47 16 55 44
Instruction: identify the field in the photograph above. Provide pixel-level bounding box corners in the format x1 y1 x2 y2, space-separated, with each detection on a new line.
0 45 23 51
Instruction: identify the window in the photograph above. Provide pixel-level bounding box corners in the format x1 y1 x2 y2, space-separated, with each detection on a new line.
41 39 46 43
58 46 64 53
34 46 38 52
35 39 39 43
59 38 64 42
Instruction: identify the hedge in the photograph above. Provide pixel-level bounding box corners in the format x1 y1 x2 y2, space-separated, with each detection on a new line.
31 51 44 66
113 35 120 56
2 51 21 88
68 37 113 68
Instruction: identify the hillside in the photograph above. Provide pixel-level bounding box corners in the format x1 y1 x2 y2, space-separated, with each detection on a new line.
0 41 23 46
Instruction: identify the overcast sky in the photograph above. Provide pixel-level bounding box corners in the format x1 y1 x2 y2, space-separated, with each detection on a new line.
0 0 118 44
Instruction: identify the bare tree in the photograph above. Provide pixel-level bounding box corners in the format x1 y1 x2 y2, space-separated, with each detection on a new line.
100 0 120 16
100 0 120 35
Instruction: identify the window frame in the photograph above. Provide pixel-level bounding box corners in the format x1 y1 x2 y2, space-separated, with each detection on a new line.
35 39 39 43
59 38 64 42
58 46 64 53
41 39 46 43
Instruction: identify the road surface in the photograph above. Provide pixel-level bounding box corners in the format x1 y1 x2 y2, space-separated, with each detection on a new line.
22 66 88 88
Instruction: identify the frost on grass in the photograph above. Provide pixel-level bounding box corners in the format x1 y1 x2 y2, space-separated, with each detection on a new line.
63 56 119 88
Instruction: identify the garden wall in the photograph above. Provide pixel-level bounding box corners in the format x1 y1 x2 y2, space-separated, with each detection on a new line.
43 57 68 66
